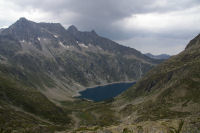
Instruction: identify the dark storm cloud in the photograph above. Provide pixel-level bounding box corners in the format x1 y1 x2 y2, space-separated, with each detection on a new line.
1 0 200 54
13 0 200 14
12 0 200 38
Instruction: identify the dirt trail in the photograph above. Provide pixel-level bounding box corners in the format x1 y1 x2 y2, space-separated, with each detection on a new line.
70 112 81 129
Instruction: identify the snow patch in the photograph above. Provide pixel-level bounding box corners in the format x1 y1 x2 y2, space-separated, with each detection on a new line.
97 46 103 50
66 45 74 49
78 43 88 48
54 35 58 38
20 40 25 43
59 41 66 48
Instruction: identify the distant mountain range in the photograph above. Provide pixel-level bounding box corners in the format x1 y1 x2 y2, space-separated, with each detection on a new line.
145 53 171 59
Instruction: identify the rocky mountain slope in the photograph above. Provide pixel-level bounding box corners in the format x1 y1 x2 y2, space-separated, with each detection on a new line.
107 34 200 133
0 17 199 132
0 28 4 33
0 18 164 132
56 34 200 132
0 17 160 101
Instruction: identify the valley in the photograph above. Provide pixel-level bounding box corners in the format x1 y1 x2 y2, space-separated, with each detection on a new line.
0 18 161 133
0 17 161 102
0 17 199 133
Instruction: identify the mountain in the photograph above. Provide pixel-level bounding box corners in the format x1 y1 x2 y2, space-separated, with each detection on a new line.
0 17 199 132
0 18 164 132
145 53 171 59
0 17 161 101
110 34 200 132
0 28 4 33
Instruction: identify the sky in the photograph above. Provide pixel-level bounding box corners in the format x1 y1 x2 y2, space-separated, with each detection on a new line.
0 0 200 55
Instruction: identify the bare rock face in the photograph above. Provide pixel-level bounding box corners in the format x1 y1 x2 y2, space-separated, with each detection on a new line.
0 17 161 101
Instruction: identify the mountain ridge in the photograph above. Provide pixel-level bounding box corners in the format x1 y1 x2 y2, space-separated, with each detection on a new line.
0 18 164 132
0 17 199 132
145 53 171 59
0 17 161 102
109 33 200 133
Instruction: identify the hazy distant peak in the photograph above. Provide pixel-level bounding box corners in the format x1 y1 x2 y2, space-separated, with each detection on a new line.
145 53 170 60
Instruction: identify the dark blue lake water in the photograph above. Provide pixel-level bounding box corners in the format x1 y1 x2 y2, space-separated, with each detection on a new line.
78 82 135 102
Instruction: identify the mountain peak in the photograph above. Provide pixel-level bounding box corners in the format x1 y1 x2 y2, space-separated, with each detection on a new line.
16 17 30 24
18 17 28 21
1 17 41 42
185 33 200 49
11 17 35 28
67 25 78 32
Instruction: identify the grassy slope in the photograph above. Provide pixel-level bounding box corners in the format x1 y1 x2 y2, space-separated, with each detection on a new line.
61 99 119 128
0 69 73 132
114 34 200 131
0 66 121 132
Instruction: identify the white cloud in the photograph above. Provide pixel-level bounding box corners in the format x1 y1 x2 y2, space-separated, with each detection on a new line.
117 36 189 55
115 5 200 33
0 0 54 26
114 5 200 54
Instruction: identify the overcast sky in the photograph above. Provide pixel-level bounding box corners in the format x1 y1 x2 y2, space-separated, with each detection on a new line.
0 0 200 55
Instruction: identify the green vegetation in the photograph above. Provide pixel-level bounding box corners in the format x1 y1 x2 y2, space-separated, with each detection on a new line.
115 34 200 132
0 70 72 132
135 101 190 122
0 74 70 124
0 18 200 132
0 103 63 133
61 99 119 127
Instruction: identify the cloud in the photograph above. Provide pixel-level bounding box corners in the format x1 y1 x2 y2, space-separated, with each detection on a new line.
0 0 200 54
116 6 200 33
117 36 189 55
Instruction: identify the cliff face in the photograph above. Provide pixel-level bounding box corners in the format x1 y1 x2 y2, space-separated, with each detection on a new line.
0 18 160 101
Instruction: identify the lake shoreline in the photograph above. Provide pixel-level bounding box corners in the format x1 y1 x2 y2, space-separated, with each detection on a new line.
72 80 136 98
84 80 136 90
77 81 136 102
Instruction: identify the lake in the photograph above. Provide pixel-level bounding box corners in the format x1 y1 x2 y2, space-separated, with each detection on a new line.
78 82 135 102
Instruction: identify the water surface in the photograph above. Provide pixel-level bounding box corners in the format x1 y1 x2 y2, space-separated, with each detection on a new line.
78 82 135 102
